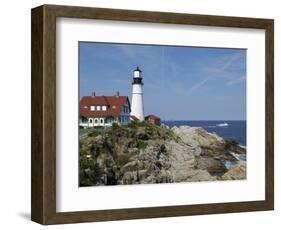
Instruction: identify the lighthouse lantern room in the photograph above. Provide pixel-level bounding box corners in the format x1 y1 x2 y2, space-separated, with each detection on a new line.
130 67 144 121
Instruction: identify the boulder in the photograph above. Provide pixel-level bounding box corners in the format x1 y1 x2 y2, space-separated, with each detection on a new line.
195 156 227 175
219 162 246 180
171 126 224 148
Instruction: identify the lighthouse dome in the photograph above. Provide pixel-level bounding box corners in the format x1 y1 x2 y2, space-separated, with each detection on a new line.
133 66 142 78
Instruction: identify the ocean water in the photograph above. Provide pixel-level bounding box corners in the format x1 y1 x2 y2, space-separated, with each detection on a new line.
163 120 246 146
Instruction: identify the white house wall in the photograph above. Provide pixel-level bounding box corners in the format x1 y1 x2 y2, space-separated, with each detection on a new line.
79 100 131 128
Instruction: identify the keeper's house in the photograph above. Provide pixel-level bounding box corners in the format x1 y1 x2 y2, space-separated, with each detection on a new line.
79 91 131 127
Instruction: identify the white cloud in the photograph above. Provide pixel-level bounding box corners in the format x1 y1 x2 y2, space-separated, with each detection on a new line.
225 75 246 86
220 52 244 72
188 77 210 93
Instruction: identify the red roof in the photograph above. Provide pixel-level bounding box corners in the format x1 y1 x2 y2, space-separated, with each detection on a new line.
80 95 130 117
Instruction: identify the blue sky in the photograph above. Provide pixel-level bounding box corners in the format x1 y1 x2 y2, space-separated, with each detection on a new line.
79 42 246 120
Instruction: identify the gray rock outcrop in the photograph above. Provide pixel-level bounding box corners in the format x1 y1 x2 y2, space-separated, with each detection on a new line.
79 123 246 186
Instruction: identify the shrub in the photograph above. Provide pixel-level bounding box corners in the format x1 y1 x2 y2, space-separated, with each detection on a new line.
116 154 131 167
137 140 148 149
112 122 120 131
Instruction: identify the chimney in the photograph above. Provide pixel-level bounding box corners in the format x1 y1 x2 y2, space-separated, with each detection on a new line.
91 91 96 97
116 91 120 97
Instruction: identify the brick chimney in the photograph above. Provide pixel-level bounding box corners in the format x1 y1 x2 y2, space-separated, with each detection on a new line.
91 91 96 97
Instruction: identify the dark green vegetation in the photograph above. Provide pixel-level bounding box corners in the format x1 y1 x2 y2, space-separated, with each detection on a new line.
79 121 175 186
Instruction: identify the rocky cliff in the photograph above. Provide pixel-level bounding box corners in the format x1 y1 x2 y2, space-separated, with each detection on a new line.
79 122 246 186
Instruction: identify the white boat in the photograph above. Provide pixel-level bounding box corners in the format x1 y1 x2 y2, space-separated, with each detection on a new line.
216 122 229 127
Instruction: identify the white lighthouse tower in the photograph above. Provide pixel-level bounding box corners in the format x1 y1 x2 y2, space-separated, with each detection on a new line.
130 67 144 121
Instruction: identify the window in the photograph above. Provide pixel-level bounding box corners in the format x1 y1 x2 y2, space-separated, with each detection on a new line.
81 117 87 123
102 106 107 111
89 119 93 123
94 119 98 124
100 119 104 124
90 106 95 111
97 106 101 111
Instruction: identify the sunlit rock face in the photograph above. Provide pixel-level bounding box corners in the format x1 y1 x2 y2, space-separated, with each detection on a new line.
79 123 246 186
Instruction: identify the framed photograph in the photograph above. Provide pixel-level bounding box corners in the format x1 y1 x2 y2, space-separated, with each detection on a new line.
31 4 274 225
